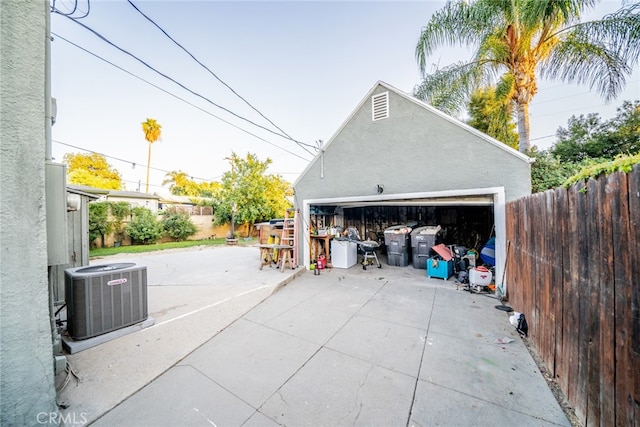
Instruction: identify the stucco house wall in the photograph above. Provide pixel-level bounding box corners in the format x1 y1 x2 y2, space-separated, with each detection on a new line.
0 2 59 424
295 82 531 201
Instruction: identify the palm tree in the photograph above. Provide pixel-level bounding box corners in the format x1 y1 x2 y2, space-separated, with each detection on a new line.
415 1 640 153
141 118 162 193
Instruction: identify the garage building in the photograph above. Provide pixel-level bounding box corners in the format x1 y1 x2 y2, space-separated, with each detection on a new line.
293 81 533 292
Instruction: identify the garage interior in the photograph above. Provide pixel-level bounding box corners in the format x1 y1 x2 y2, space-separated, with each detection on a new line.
308 199 495 267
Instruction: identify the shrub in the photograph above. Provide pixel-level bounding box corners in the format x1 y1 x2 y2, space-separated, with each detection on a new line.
564 152 640 187
126 207 164 244
89 202 111 247
162 212 197 241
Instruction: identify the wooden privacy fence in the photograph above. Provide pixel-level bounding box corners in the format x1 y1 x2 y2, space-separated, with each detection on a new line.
506 165 639 427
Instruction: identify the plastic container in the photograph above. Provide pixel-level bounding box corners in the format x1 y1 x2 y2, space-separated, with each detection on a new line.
426 257 453 280
317 255 326 269
469 266 492 287
410 225 441 269
384 225 412 267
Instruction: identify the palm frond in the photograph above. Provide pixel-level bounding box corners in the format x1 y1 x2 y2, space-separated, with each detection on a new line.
413 61 486 116
569 4 640 65
541 32 632 101
520 0 595 28
416 1 501 74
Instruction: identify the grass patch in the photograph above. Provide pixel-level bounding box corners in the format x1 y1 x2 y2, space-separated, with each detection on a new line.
90 238 257 258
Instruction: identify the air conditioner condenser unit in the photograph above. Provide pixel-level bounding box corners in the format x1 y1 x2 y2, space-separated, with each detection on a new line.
65 263 148 340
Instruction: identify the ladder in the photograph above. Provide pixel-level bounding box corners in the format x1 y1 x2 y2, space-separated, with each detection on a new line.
281 208 298 268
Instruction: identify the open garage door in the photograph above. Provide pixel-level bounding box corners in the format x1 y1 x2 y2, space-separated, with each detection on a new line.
298 187 507 295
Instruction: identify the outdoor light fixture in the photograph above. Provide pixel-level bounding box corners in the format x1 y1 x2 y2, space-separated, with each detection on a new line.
377 184 384 194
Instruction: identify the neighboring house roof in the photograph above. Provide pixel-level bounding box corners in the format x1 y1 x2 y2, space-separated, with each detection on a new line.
107 190 160 200
67 184 109 196
158 194 208 205
294 80 533 187
66 185 101 199
65 184 160 200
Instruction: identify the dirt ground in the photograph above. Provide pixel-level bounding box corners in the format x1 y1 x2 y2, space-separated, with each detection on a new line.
521 337 582 427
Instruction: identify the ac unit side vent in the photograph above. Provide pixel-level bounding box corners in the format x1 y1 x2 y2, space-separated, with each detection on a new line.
372 92 389 121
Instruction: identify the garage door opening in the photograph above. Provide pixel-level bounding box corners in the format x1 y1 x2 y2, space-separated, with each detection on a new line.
309 204 494 261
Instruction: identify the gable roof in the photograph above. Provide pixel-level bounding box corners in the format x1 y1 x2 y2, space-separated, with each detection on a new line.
294 80 533 187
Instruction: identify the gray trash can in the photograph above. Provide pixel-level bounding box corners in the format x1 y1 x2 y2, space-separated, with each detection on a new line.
384 225 412 266
411 225 442 269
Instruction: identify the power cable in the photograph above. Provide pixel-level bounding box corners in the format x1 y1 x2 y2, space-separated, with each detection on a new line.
54 139 299 186
51 32 312 163
52 139 212 182
53 11 316 157
126 0 308 150
51 0 90 19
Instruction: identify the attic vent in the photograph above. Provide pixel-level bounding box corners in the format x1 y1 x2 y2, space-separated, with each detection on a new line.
371 92 389 121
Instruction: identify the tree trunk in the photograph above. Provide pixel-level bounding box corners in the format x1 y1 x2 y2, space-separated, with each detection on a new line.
145 141 152 193
516 100 530 154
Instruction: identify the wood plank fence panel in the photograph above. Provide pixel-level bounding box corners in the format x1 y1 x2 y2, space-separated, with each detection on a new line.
586 178 602 426
599 175 615 426
544 189 557 375
613 170 635 426
556 187 570 395
530 195 541 350
630 166 640 426
505 168 639 427
575 180 589 426
550 188 563 379
566 183 581 412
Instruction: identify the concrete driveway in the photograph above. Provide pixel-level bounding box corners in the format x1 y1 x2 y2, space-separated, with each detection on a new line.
57 245 570 426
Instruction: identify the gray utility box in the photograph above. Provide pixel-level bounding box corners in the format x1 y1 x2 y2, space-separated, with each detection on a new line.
65 263 148 340
411 225 442 269
384 225 413 267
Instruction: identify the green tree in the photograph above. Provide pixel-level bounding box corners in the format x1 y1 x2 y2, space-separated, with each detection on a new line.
126 206 164 244
141 118 162 193
88 201 112 247
552 100 640 162
109 201 131 244
162 212 197 241
163 170 221 198
529 148 581 193
64 152 122 189
467 87 519 148
214 152 292 233
551 113 603 162
415 1 640 153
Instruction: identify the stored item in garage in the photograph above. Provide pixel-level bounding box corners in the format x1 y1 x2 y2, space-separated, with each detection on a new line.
384 225 413 267
411 225 441 270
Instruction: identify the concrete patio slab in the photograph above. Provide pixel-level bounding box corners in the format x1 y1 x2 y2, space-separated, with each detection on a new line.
259 347 416 427
326 314 426 377
92 365 256 427
178 318 320 408
59 246 571 427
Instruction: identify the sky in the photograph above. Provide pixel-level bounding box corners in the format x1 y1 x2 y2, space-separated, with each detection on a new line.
49 0 640 194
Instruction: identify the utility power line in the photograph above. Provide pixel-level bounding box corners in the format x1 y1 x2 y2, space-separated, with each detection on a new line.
53 139 212 182
51 33 312 163
126 0 314 154
53 10 317 157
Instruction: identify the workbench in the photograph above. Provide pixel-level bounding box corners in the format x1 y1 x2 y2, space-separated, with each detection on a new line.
259 244 294 272
310 234 333 266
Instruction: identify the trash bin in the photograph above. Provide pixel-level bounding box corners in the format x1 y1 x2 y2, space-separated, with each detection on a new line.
411 225 441 269
384 225 412 266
